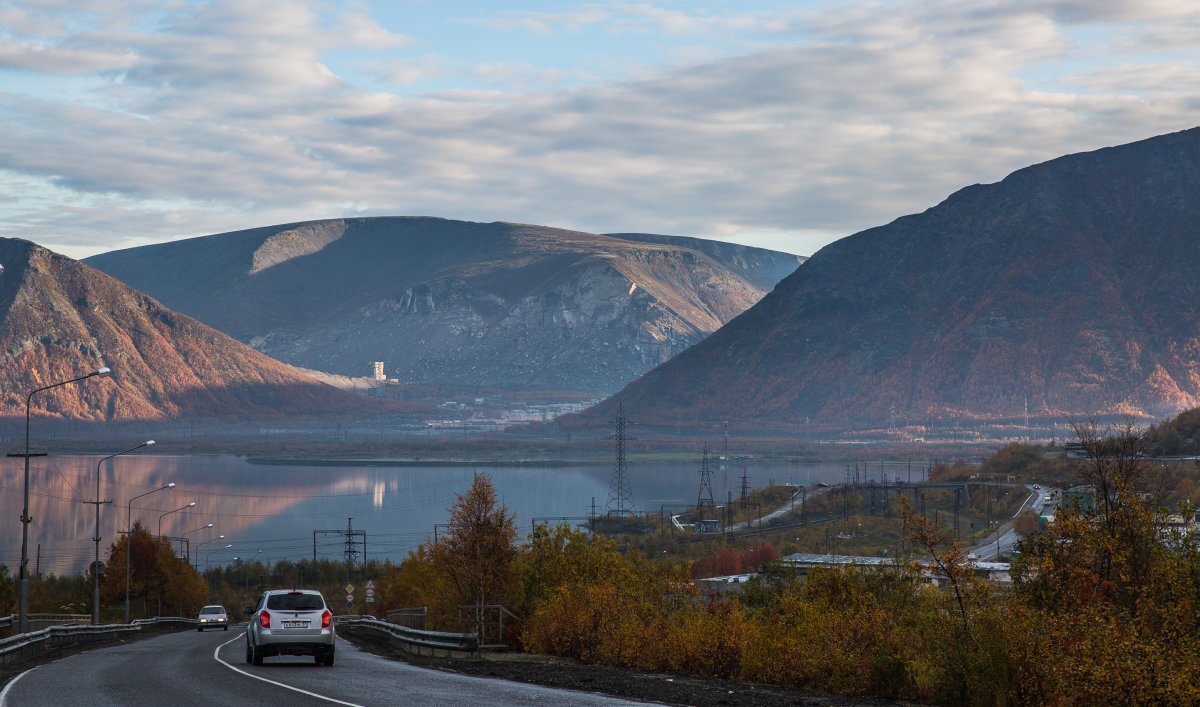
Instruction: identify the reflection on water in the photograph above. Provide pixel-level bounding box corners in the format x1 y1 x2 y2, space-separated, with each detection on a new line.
0 455 859 576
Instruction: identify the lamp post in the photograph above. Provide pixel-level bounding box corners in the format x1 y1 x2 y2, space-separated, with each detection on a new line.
12 366 112 634
182 523 214 565
89 440 154 625
158 502 196 540
125 483 174 623
195 535 226 570
204 544 233 572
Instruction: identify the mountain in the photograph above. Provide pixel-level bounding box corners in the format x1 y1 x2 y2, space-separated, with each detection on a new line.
0 238 371 420
579 128 1200 428
605 233 805 291
86 218 801 394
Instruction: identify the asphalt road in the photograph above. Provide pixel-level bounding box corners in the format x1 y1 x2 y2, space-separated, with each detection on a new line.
0 626 645 706
969 485 1047 560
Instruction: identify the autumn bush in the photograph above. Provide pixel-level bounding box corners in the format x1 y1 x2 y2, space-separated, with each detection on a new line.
690 543 779 579
374 426 1200 705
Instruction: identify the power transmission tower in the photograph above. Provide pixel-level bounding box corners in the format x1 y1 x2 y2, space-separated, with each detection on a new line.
606 403 636 516
313 517 366 585
696 444 715 522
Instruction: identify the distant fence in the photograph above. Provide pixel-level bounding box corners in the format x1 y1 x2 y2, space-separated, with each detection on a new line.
0 616 197 664
336 615 478 658
385 607 427 630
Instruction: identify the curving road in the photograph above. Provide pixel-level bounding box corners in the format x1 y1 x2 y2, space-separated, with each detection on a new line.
969 485 1049 560
0 626 644 706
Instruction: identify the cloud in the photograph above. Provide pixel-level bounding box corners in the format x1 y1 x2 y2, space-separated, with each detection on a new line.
0 0 1198 259
468 6 610 35
470 2 800 37
0 37 137 73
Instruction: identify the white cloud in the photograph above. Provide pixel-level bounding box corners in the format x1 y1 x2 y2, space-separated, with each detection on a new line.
468 6 610 35
0 0 1198 259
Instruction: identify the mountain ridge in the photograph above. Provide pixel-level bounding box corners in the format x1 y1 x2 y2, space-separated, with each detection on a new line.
87 217 802 394
0 238 373 421
576 127 1200 428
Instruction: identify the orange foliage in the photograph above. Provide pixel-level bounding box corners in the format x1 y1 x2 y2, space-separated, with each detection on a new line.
689 543 780 579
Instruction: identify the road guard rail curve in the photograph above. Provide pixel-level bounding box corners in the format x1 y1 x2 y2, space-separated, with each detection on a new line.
335 615 479 658
0 616 198 664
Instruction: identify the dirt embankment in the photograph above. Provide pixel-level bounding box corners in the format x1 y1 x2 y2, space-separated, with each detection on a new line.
340 631 904 707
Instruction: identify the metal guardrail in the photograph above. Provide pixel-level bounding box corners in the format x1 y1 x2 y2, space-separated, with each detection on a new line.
336 615 478 657
0 617 198 664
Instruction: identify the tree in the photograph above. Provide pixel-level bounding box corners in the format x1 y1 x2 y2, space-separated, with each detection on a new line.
429 473 517 634
1013 422 1161 615
102 521 208 618
379 546 453 626
1012 509 1042 538
0 564 14 615
899 497 981 639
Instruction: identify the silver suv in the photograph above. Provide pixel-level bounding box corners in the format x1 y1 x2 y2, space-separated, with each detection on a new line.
243 589 335 666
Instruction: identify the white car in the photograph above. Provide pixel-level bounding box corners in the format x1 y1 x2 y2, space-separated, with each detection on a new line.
244 589 336 666
197 605 228 631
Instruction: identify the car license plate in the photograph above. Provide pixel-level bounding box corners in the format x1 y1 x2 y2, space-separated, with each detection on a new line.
282 620 308 628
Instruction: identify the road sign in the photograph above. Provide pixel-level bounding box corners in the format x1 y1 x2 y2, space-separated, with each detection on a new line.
347 599 353 608
345 584 354 594
366 579 374 590
366 597 374 603
346 593 354 603
365 587 375 597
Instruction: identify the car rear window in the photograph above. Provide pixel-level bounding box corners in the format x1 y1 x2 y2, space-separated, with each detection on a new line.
267 593 325 611
200 606 224 614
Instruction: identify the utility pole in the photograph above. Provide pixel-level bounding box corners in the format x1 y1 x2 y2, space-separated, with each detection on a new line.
726 490 734 542
739 457 750 516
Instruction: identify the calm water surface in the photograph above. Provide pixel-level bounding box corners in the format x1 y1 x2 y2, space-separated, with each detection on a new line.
0 455 884 575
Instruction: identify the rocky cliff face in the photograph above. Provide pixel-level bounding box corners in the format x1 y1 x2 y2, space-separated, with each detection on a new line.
86 218 800 393
580 127 1200 427
605 233 803 291
0 238 370 420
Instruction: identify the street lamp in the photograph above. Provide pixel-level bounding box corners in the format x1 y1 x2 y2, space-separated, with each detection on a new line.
195 535 226 570
182 523 214 564
204 544 233 572
158 502 196 539
125 482 174 623
90 440 154 625
12 366 111 634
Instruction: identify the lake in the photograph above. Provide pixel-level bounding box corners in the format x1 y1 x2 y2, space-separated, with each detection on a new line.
0 454 928 575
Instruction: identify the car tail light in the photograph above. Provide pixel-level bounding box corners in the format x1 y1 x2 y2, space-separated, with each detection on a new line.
321 609 332 628
258 610 270 628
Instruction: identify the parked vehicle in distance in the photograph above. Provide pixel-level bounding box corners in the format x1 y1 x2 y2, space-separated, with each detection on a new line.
197 605 228 631
244 589 335 666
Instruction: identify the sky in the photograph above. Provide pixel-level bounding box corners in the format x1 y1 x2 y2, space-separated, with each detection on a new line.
0 1 1198 260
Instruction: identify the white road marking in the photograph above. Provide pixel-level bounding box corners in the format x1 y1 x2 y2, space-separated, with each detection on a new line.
213 636 361 707
0 666 38 707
